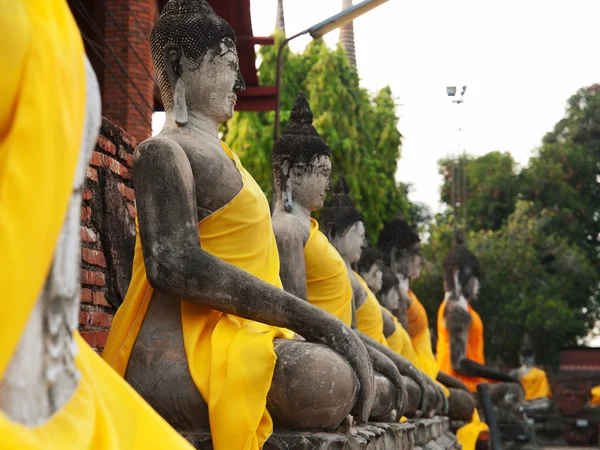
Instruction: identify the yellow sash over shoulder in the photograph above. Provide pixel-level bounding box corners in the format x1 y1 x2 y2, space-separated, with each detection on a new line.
103 143 294 450
520 367 552 401
304 218 353 326
0 1 192 448
407 291 439 380
353 272 388 345
382 308 421 369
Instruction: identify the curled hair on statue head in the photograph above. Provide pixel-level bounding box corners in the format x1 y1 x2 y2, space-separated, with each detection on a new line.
320 175 363 240
442 237 481 296
357 246 386 276
150 0 240 112
377 214 421 258
272 91 331 205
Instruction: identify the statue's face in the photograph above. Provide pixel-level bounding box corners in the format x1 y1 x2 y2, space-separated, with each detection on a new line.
181 38 243 123
390 242 422 280
464 276 480 301
362 263 383 293
290 155 331 212
380 286 399 314
335 221 366 264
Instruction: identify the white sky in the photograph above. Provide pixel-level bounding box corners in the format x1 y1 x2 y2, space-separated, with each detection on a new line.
247 0 600 211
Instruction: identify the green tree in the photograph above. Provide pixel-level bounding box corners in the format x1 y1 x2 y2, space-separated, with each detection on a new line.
520 85 600 270
412 202 597 367
224 34 409 240
439 151 520 231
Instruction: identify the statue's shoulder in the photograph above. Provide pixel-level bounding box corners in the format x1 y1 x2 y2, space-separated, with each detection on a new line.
134 134 184 160
272 212 308 247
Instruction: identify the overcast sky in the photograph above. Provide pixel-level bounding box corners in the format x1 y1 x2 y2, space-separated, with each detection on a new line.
246 0 600 211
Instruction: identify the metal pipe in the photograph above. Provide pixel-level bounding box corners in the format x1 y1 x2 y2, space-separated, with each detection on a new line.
477 383 503 450
273 0 390 141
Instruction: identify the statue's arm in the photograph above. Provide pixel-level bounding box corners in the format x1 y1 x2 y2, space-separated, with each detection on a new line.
272 216 307 300
133 138 374 422
437 371 469 391
364 344 406 416
446 305 516 383
381 309 395 338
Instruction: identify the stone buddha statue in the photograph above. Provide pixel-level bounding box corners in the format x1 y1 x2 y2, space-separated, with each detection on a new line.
101 2 378 447
0 2 191 447
436 233 525 407
271 92 404 422
377 220 483 425
320 178 446 418
510 336 553 410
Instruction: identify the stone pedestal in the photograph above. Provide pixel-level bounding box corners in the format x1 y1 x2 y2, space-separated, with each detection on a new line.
180 417 459 450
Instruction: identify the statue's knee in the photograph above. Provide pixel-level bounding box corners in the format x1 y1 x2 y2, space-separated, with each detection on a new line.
402 376 421 417
370 372 396 422
268 339 358 429
448 388 475 422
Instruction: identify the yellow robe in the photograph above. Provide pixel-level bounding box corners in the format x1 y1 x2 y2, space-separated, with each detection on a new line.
304 218 353 326
354 272 388 346
407 291 439 380
520 367 552 401
382 308 422 369
102 143 294 450
0 1 191 448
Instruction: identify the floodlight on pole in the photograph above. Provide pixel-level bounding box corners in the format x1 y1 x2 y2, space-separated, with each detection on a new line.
274 0 390 141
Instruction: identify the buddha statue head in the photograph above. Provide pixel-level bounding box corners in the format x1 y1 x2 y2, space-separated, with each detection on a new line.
443 231 482 302
377 216 422 281
150 0 246 126
519 334 535 368
320 176 366 264
378 265 402 320
357 247 386 294
272 92 332 213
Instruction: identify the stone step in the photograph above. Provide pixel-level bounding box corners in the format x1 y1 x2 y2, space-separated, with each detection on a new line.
180 416 460 450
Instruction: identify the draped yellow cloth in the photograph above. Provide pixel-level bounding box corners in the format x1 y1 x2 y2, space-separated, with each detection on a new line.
103 142 294 450
354 272 388 345
407 291 439 380
520 367 552 401
304 218 353 326
456 410 489 450
382 308 421 368
591 386 600 405
0 1 192 448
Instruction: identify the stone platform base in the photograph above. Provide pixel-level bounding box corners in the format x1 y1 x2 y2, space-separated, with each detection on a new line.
180 417 459 450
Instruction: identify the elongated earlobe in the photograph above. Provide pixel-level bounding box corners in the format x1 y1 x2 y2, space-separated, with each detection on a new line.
173 78 188 126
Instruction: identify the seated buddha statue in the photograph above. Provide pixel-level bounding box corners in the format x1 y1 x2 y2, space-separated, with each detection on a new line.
510 336 553 411
375 219 481 429
436 233 525 410
318 178 447 417
271 92 403 421
0 3 191 447
101 2 375 448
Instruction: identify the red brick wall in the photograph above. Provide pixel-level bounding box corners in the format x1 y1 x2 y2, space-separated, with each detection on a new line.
102 0 157 142
79 118 137 353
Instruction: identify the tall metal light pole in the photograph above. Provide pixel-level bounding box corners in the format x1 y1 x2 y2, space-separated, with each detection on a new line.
274 0 390 141
446 85 467 233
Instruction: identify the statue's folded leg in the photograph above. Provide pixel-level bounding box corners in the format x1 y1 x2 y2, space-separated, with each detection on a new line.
447 388 475 422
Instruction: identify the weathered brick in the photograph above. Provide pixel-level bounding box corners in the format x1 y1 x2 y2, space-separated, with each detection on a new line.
80 226 97 244
98 135 117 155
82 248 107 268
82 188 93 201
119 145 134 167
127 203 137 219
81 270 105 287
80 206 92 221
118 182 136 202
80 331 109 349
92 291 110 307
79 311 113 328
80 288 93 304
86 167 98 183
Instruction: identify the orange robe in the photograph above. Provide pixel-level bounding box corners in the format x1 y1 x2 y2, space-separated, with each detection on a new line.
437 300 488 392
